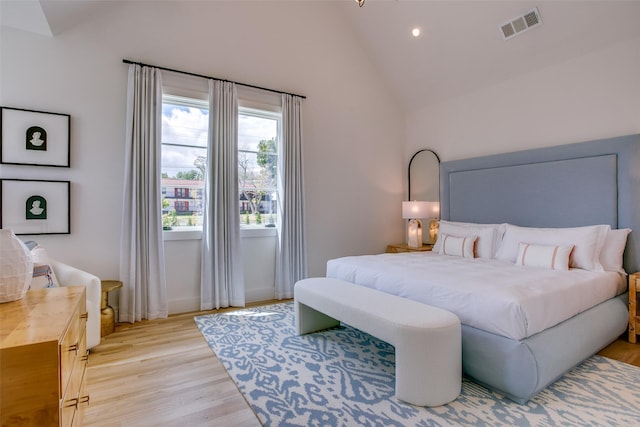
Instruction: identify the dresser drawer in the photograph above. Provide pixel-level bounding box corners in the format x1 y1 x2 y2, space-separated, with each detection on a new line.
74 352 90 427
61 356 87 427
61 307 89 427
60 305 81 395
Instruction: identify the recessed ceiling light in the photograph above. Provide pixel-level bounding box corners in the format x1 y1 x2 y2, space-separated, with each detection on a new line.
411 27 421 38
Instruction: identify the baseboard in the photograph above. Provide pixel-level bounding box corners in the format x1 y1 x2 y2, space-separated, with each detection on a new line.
167 289 275 314
168 296 201 315
246 287 275 304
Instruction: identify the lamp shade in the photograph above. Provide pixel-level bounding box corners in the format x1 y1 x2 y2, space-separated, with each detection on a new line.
402 201 439 219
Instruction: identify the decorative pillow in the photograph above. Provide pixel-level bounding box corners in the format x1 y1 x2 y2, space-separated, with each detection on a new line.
434 220 502 259
516 242 573 271
599 228 631 274
495 224 609 272
27 244 60 290
437 234 476 258
31 264 58 289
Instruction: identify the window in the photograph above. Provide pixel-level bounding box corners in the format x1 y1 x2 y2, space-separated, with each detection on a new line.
161 94 281 233
238 108 280 228
175 188 189 198
174 201 190 212
161 95 207 231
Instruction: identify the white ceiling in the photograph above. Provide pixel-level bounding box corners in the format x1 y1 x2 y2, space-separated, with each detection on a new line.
3 0 640 111
338 0 640 110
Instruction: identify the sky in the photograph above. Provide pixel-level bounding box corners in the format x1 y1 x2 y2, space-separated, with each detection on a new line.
161 102 278 179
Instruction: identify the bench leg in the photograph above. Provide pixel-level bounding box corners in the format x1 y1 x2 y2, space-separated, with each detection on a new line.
295 300 340 335
394 323 461 406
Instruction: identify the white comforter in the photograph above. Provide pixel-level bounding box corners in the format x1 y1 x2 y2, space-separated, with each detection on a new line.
326 252 626 340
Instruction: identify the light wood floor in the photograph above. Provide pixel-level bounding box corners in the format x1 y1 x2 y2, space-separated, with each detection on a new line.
84 302 278 426
85 301 640 426
597 337 640 366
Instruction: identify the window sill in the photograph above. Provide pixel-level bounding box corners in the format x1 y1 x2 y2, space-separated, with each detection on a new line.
163 229 202 241
240 226 277 238
162 226 277 241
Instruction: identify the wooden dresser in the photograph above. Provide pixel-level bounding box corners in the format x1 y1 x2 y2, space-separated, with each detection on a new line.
1 286 89 426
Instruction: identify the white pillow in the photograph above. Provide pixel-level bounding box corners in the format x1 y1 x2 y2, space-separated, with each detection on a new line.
437 234 476 258
434 220 503 259
496 224 609 272
516 242 573 271
599 228 631 274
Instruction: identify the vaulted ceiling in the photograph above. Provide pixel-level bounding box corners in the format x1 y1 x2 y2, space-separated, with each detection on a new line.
339 1 640 110
3 1 640 112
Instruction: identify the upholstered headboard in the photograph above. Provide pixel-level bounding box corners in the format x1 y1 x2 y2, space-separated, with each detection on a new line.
440 134 640 273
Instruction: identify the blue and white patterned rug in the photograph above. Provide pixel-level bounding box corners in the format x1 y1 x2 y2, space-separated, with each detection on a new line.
194 302 640 426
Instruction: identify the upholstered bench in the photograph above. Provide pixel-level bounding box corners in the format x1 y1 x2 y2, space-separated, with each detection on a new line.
294 277 462 406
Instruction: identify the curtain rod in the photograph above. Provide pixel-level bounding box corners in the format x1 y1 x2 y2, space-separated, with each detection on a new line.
122 59 306 100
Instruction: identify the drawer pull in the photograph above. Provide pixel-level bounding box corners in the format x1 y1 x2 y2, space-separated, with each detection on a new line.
80 312 89 320
64 398 79 409
68 343 79 354
80 395 90 406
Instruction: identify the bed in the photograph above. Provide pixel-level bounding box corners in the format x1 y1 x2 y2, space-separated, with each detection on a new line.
327 134 640 403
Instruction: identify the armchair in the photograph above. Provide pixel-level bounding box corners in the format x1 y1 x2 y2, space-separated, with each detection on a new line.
50 259 101 349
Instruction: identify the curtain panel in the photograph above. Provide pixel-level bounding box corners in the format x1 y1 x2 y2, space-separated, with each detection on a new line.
275 94 308 299
119 64 168 323
200 80 245 310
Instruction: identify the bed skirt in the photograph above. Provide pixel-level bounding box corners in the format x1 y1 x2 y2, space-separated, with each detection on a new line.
461 292 628 403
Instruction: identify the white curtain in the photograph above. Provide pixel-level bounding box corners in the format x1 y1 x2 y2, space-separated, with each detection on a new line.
200 80 245 310
119 64 168 323
275 94 307 299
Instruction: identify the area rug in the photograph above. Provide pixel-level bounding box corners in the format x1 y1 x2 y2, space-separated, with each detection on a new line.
194 303 640 426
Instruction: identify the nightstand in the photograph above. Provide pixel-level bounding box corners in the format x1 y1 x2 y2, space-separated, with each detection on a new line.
386 243 433 253
629 272 639 343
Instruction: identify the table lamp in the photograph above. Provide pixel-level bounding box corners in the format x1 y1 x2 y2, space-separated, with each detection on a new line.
402 201 438 248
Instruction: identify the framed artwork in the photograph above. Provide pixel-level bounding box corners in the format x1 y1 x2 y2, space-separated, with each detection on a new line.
0 106 70 167
0 179 70 235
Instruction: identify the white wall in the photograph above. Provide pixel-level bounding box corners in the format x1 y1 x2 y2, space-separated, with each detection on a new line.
0 2 405 313
163 229 276 314
406 37 640 162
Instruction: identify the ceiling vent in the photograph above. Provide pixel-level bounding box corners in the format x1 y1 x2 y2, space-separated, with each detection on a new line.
500 7 542 40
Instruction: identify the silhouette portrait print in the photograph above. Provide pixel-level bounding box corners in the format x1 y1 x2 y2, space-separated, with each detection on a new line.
26 195 47 220
26 126 47 151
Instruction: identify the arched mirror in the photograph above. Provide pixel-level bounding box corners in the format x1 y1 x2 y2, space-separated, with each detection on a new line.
408 149 440 201
408 149 441 243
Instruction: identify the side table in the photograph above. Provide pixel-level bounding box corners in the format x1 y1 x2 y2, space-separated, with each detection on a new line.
101 280 123 337
629 272 639 343
386 243 433 253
